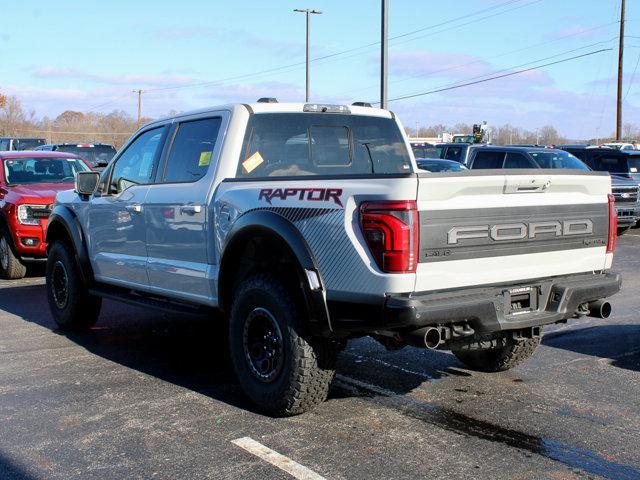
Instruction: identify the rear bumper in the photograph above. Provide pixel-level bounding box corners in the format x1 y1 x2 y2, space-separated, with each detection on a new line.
330 272 621 335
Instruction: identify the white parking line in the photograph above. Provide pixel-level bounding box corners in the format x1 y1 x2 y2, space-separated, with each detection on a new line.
231 436 326 480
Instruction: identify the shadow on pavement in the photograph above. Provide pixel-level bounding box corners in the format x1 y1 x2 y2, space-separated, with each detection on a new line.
0 452 38 480
543 324 640 372
0 283 432 412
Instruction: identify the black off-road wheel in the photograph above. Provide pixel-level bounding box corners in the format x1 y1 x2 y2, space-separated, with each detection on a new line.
0 229 27 280
46 240 101 330
228 274 337 416
452 334 541 373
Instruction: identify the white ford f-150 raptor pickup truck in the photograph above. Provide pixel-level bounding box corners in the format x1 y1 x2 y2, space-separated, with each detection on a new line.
45 100 621 416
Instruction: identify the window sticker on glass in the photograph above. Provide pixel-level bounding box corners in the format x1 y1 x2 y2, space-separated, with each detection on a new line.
199 151 212 167
242 151 264 173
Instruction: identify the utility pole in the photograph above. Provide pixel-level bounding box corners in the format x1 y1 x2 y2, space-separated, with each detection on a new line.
294 8 322 102
616 0 625 140
133 89 143 128
380 0 389 109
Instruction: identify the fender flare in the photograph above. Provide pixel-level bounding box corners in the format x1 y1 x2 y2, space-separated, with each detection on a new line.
219 209 331 334
46 205 94 284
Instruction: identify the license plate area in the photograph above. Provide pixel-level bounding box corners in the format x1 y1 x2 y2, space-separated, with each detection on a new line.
505 286 538 315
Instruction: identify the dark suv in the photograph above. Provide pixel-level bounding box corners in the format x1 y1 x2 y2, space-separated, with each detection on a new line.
0 137 46 151
35 143 117 170
558 145 640 184
558 145 640 230
465 146 586 170
465 146 640 234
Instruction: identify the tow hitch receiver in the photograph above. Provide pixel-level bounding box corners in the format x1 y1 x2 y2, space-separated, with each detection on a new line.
506 286 538 315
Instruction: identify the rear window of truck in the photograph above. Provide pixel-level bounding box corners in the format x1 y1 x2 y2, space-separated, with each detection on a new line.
237 113 411 177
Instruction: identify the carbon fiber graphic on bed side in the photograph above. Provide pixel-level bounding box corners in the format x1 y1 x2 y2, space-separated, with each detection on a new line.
247 207 387 295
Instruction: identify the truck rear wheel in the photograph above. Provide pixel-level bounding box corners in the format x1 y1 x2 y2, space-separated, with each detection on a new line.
451 334 541 373
228 274 337 416
46 240 101 331
0 229 27 280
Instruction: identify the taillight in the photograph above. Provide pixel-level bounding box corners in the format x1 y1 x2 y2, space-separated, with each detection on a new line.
607 193 617 254
360 200 419 273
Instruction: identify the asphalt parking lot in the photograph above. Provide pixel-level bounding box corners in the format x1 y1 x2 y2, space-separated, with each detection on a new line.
0 233 639 480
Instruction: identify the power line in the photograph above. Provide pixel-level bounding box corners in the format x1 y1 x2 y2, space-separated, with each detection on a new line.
623 51 640 101
376 45 615 104
382 48 612 103
141 0 539 95
339 28 618 98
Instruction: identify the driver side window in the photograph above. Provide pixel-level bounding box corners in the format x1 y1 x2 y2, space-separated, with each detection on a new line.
110 127 165 194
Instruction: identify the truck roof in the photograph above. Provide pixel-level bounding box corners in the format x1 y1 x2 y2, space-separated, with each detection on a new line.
148 102 393 127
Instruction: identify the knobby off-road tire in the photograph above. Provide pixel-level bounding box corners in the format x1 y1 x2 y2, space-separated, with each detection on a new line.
229 274 337 416
46 240 101 330
0 229 27 280
452 334 541 373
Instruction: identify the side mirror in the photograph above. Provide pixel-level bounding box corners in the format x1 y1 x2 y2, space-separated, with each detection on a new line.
75 171 101 197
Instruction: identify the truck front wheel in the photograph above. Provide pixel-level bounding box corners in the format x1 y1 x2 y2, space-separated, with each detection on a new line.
46 240 101 330
229 274 337 416
451 334 541 373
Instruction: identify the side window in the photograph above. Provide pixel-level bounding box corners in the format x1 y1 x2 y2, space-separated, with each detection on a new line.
110 127 165 194
162 118 222 183
0 139 8 150
504 152 536 168
470 151 505 169
444 146 462 161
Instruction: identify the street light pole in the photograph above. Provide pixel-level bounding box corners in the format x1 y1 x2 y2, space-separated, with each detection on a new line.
616 0 626 141
294 8 322 102
133 89 143 128
380 0 389 109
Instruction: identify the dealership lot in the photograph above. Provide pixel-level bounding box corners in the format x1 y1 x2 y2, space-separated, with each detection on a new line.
0 232 638 480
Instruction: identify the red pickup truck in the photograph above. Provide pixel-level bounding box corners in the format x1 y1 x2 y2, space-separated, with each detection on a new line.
0 151 92 279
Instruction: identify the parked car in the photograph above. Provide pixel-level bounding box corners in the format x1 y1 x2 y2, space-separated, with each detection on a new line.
602 142 636 151
434 142 478 163
557 145 640 184
35 143 117 171
45 100 620 416
558 145 640 231
416 158 468 172
465 146 640 234
464 146 588 170
0 137 46 151
410 141 438 160
0 151 92 279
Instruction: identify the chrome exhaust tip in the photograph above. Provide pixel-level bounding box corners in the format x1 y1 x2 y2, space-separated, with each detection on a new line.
588 300 612 319
424 327 443 349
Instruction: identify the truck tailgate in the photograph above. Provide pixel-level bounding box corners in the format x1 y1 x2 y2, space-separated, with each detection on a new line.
415 171 612 292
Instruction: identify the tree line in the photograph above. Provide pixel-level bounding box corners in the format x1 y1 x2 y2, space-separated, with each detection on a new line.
408 122 639 145
1 92 638 149
0 94 149 149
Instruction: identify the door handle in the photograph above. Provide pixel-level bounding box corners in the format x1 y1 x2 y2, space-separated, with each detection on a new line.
180 205 202 215
125 204 143 213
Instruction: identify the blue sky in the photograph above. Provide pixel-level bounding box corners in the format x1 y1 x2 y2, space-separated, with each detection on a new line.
1 0 639 138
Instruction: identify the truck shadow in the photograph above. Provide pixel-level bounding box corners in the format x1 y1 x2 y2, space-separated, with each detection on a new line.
0 451 38 480
543 324 640 372
0 283 451 412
